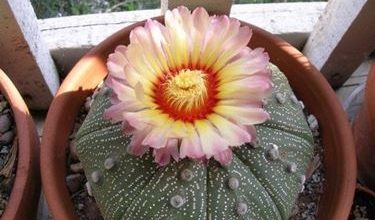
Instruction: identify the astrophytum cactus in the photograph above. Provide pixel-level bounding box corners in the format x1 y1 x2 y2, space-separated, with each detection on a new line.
75 63 313 219
76 6 313 219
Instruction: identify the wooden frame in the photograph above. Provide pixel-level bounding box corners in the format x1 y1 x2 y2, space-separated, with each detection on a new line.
0 0 374 109
39 2 326 77
0 0 59 109
303 0 375 88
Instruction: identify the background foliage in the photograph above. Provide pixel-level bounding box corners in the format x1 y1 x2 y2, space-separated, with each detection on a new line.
31 0 325 19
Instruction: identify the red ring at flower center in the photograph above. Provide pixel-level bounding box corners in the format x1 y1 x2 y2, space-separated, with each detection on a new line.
153 68 218 122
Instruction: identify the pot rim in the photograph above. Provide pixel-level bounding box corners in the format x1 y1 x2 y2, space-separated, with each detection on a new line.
0 69 40 220
41 16 356 220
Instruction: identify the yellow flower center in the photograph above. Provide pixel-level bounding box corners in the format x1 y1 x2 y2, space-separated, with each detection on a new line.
164 69 208 111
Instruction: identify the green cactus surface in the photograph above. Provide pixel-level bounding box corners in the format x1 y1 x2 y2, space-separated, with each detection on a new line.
76 64 314 220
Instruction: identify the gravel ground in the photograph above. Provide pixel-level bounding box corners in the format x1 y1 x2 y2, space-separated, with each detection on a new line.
0 94 18 217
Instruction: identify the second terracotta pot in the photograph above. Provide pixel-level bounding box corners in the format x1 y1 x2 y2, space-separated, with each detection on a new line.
353 63 375 191
0 69 40 220
40 17 356 220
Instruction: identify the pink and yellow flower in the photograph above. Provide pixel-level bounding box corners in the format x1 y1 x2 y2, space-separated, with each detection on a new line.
104 6 272 166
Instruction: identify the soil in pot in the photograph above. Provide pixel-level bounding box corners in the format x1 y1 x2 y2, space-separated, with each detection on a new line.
64 84 326 220
349 187 375 220
66 86 103 220
0 93 17 217
289 134 325 220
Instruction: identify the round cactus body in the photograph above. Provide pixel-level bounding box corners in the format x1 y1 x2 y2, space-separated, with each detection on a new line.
76 64 314 220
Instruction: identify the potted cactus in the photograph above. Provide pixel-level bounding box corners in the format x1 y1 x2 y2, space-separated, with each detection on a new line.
41 7 356 220
0 69 40 219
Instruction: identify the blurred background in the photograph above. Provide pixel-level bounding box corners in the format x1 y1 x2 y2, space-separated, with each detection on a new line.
31 0 326 19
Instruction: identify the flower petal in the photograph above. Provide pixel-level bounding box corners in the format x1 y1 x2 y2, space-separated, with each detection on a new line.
142 129 168 149
141 115 171 148
246 125 257 144
122 121 135 134
190 7 210 68
212 25 252 72
164 7 191 68
126 42 158 83
130 21 169 74
194 119 229 158
167 120 188 138
218 98 263 109
214 105 270 125
104 6 272 166
107 46 128 79
180 123 205 159
127 128 150 156
145 20 171 71
103 103 126 123
106 76 136 101
134 82 145 102
217 47 270 84
199 16 231 69
214 148 233 166
153 138 179 166
207 113 252 146
217 74 272 100
124 111 149 130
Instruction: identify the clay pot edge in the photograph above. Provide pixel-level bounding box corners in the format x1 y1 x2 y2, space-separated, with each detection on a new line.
0 69 40 220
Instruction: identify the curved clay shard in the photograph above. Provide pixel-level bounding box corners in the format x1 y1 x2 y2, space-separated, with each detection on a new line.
76 64 314 220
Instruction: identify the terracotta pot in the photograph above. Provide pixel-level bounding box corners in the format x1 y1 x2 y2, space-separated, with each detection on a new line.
40 17 356 220
0 69 40 220
353 63 375 191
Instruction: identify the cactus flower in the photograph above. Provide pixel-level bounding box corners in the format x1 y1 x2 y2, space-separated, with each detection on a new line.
104 6 272 166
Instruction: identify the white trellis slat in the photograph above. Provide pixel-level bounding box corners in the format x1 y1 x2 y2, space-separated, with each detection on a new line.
161 0 233 15
39 2 326 76
303 0 375 89
0 0 60 109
